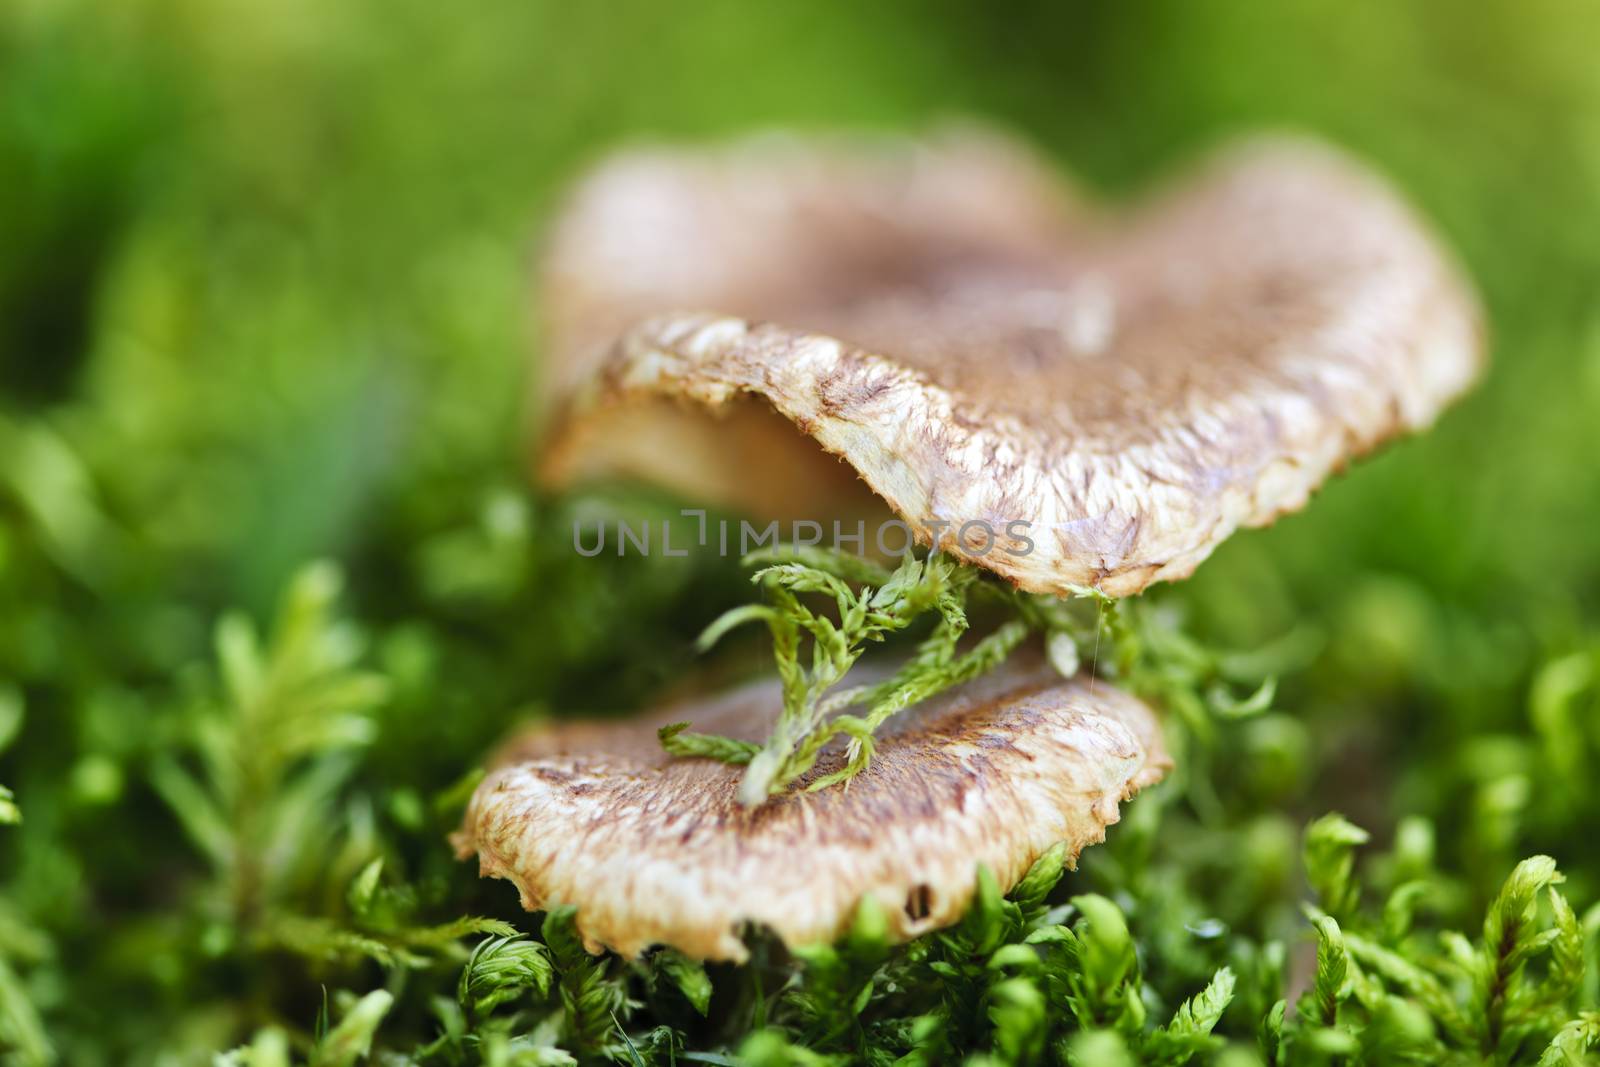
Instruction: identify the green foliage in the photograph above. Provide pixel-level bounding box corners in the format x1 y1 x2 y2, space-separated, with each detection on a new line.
543 906 635 1058
3 1 1600 1063
460 935 555 1018
0 956 52 1067
679 549 1020 803
1539 1015 1600 1066
684 850 1240 1065
150 561 389 929
672 546 1274 804
651 949 712 1018
657 723 759 766
1304 815 1372 923
1297 915 1347 1030
1148 967 1236 1064
1280 828 1591 1065
216 990 393 1067
0 686 20 826
312 990 394 1067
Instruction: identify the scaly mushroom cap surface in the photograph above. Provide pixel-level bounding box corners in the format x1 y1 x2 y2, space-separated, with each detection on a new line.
454 652 1169 961
537 128 1484 596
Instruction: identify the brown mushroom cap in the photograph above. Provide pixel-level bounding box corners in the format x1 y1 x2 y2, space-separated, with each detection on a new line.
537 128 1483 596
454 650 1169 961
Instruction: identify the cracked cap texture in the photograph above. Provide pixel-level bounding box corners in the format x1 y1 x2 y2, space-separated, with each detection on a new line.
537 126 1484 596
455 651 1169 961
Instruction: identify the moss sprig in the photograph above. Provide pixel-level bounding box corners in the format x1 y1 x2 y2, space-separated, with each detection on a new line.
661 545 1280 804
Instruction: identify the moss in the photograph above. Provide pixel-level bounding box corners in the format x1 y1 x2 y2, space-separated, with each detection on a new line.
3 1 1600 1063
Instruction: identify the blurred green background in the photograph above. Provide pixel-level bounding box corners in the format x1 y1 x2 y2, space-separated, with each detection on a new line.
2 0 1598 1062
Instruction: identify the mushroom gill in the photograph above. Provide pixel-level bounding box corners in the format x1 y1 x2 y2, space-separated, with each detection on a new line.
454 650 1169 961
535 127 1484 596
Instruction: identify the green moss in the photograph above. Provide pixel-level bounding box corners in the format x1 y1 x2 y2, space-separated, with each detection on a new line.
3 1 1600 1063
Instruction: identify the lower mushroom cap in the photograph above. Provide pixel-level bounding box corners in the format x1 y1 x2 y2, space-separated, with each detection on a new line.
454 650 1169 961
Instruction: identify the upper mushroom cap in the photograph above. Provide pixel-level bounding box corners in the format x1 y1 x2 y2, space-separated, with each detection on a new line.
536 127 1484 596
454 649 1168 961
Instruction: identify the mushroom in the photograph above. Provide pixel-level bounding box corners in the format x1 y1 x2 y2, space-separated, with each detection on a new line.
536 127 1483 596
457 126 1484 960
454 651 1169 961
